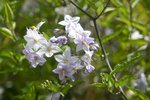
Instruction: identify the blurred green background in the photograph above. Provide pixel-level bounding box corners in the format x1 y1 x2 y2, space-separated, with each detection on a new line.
0 0 150 100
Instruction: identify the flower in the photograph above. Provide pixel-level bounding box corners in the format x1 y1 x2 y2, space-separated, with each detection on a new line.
23 48 46 68
85 64 95 73
53 64 74 82
38 41 61 57
90 42 99 51
81 50 95 72
24 27 47 51
81 50 93 64
35 21 45 31
70 60 84 73
50 36 67 45
74 35 94 52
54 47 79 65
58 15 80 33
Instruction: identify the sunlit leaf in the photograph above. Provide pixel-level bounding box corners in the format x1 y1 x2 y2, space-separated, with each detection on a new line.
115 75 133 88
102 28 123 44
90 83 106 88
111 55 141 75
0 27 13 39
128 87 150 100
4 3 14 25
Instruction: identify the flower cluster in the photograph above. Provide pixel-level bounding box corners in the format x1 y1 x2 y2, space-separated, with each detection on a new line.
53 15 99 82
23 15 99 82
23 22 61 68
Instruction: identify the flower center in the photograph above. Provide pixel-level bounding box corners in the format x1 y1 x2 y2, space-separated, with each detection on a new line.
82 41 86 45
33 38 37 43
48 47 52 52
64 59 68 64
34 56 38 62
73 66 77 72
62 69 65 75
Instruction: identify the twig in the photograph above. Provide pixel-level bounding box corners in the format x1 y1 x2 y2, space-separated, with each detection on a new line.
128 0 133 38
70 0 128 100
94 0 110 20
69 0 94 19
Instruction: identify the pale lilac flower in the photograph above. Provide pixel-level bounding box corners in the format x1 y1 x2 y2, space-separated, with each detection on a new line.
70 60 84 73
54 28 65 35
57 36 67 45
85 64 95 73
50 36 67 45
81 50 95 72
81 50 93 64
58 15 80 33
24 28 47 51
134 73 148 93
38 41 61 57
90 42 99 51
53 64 74 82
23 48 46 68
74 35 94 52
68 24 83 38
54 47 79 65
50 36 57 43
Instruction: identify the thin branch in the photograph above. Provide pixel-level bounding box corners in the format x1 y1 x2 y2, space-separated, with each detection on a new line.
69 0 94 19
93 20 106 60
128 0 133 38
70 0 128 100
93 20 127 100
94 0 110 20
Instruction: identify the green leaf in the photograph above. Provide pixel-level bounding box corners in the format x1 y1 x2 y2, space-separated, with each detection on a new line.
104 7 116 13
111 55 141 75
0 27 13 40
132 0 140 8
128 87 150 100
102 28 123 44
85 0 97 10
61 80 82 95
4 3 14 25
117 18 147 34
90 83 106 88
111 0 122 7
101 73 115 91
115 75 133 88
41 80 60 93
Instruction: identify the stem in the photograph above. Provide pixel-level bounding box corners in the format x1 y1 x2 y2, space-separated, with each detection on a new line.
70 0 128 100
93 20 127 100
128 0 133 38
69 0 94 19
94 0 110 20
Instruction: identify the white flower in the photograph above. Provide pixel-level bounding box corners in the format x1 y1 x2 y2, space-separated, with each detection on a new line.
23 47 46 68
81 50 93 64
39 41 61 57
74 34 94 52
130 31 143 40
54 47 78 65
58 15 80 33
24 28 47 51
24 22 46 51
35 21 45 31
68 24 83 38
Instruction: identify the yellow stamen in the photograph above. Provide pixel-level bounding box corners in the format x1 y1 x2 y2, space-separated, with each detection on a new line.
82 41 86 45
73 66 77 72
62 69 65 75
33 38 37 43
64 59 68 64
31 26 36 30
48 47 52 52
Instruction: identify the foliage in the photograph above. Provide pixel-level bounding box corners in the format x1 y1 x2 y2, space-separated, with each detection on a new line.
0 0 150 100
